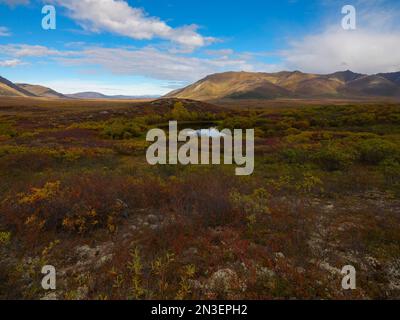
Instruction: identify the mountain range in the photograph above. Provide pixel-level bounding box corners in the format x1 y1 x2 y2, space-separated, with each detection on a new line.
66 92 160 100
165 70 400 100
1 70 400 101
0 77 159 100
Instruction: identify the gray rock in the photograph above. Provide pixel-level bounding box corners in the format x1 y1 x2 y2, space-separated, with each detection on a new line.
319 261 341 274
75 245 94 259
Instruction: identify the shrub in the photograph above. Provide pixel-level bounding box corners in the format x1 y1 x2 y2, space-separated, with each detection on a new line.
0 231 11 245
293 120 310 130
356 138 399 165
230 188 270 216
0 122 17 138
281 148 309 164
167 171 237 227
103 120 143 140
170 102 192 121
295 172 324 195
220 117 255 130
0 174 168 243
380 159 400 188
313 144 355 171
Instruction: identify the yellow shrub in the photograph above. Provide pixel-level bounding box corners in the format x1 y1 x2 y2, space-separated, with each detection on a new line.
19 181 61 205
0 231 11 245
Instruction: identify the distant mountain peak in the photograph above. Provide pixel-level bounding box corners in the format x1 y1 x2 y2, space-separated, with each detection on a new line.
328 70 366 83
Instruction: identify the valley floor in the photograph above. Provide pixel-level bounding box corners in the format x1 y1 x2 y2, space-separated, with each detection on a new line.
0 98 399 299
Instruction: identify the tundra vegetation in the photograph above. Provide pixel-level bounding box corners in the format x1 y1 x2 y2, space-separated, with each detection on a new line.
0 97 399 299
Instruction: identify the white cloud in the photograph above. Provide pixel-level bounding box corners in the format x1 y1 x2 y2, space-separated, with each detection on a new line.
280 1 400 74
0 44 71 57
0 26 10 36
281 27 400 74
50 0 215 50
0 59 23 67
56 46 272 82
38 79 168 95
0 43 279 83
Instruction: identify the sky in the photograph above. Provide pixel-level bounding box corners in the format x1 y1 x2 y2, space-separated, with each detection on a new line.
0 0 400 95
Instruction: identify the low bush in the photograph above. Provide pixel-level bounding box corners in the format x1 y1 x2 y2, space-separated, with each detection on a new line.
0 122 17 138
313 144 356 171
103 120 144 140
356 138 399 165
281 148 309 164
0 174 168 244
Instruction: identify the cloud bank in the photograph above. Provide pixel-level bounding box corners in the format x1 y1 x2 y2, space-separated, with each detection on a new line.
0 44 274 82
280 1 400 74
281 28 400 74
0 59 22 67
50 0 214 50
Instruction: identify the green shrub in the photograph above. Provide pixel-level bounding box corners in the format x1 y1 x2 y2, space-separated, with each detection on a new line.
313 144 355 171
379 159 400 187
357 138 399 165
0 122 17 138
281 148 309 164
0 231 11 245
103 120 142 140
220 117 255 130
170 102 192 121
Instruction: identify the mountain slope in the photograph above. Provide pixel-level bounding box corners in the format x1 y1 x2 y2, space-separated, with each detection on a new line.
166 72 292 100
17 83 67 99
166 70 400 101
0 76 37 97
341 75 400 97
378 72 400 85
327 70 365 83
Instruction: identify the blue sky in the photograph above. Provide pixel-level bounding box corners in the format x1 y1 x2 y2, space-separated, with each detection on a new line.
0 0 399 95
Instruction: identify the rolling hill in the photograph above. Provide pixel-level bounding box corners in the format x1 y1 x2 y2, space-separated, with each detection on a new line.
66 92 160 100
0 76 66 98
17 83 67 99
0 76 158 100
0 76 37 97
66 92 109 99
165 70 400 101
